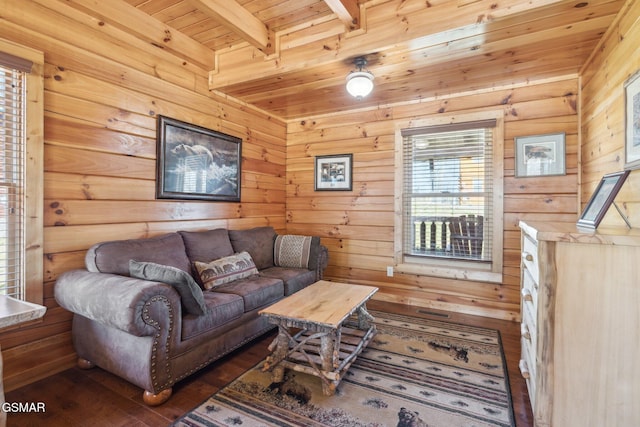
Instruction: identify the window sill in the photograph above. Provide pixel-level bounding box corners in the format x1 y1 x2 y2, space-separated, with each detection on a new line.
0 296 46 332
397 262 503 283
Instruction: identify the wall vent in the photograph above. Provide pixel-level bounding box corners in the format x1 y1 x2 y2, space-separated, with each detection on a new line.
416 309 450 318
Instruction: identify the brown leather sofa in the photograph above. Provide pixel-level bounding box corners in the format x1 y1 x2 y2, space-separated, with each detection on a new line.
54 226 327 405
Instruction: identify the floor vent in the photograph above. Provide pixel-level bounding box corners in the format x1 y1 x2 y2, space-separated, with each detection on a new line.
416 309 450 318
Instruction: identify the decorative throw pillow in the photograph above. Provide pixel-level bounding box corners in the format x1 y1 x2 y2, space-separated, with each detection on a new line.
194 251 259 290
273 235 318 269
129 260 207 316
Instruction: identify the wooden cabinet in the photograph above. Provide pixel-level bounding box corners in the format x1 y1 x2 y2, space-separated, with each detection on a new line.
518 221 640 427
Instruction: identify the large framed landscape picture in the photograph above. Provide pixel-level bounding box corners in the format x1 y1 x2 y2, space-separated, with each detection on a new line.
156 116 242 201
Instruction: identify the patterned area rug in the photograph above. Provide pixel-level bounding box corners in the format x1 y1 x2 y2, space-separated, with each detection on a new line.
173 310 516 427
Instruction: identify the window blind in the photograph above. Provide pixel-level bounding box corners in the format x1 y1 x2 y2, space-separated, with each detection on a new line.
0 63 26 299
402 123 494 261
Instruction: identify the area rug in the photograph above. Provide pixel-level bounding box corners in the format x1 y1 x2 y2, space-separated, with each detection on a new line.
173 310 516 427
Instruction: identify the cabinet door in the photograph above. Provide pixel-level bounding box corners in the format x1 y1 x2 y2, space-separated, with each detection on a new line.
551 242 640 427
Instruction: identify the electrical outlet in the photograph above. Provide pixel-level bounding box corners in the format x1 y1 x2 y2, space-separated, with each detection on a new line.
386 266 394 277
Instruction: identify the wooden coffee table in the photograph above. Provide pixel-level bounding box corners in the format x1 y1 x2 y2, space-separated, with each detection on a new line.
258 280 378 395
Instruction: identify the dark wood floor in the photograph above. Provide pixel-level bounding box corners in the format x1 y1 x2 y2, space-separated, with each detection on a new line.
5 301 533 426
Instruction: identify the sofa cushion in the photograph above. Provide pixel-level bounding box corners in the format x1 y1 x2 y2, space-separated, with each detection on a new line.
129 260 207 316
213 275 284 312
85 233 191 276
229 226 276 270
273 235 320 269
181 292 244 340
194 252 259 290
260 267 316 295
178 228 235 263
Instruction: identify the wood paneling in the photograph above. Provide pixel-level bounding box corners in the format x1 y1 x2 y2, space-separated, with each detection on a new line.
0 0 637 395
42 0 623 121
286 78 580 321
581 0 640 227
203 0 621 119
0 0 286 392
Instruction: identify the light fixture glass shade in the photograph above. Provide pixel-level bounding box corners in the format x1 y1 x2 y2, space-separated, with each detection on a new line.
346 70 374 99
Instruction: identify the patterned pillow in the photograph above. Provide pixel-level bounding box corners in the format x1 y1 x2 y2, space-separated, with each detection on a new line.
194 251 259 290
273 235 317 269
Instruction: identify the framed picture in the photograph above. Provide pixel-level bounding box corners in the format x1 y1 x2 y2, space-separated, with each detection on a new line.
156 115 242 201
515 132 566 177
577 170 630 229
314 154 353 191
624 69 640 170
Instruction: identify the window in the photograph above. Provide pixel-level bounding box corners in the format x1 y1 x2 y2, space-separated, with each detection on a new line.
395 113 503 282
0 61 27 299
0 39 44 303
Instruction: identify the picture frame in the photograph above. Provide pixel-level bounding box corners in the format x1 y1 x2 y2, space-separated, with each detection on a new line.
156 115 242 201
577 170 630 229
515 132 566 177
314 154 353 191
624 69 640 170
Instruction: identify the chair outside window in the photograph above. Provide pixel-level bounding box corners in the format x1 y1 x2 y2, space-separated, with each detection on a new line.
411 215 484 260
449 215 483 258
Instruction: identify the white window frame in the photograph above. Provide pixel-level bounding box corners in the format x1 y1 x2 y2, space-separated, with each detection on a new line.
394 111 504 283
0 38 44 304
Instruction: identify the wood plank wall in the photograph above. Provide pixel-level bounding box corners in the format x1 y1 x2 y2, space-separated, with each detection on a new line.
581 0 640 225
285 78 580 321
0 0 287 392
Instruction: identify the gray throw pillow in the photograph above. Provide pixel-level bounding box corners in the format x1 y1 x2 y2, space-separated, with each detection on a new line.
129 260 206 316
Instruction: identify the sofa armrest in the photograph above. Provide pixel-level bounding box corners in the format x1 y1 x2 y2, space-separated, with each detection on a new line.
54 269 182 337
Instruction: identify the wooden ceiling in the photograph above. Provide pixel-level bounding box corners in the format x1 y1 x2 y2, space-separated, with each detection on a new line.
106 0 625 120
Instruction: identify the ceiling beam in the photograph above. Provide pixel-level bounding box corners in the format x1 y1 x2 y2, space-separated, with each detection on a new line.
323 0 360 30
64 0 215 70
189 0 275 55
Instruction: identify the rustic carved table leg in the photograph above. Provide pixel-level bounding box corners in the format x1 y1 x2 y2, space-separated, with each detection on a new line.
357 304 374 330
266 326 290 383
319 329 337 395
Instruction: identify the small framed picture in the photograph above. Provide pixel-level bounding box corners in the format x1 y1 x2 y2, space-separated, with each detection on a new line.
515 133 566 177
577 170 630 229
314 154 353 191
624 69 640 170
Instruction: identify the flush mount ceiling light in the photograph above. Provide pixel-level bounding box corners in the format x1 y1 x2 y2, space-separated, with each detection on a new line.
346 57 374 99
